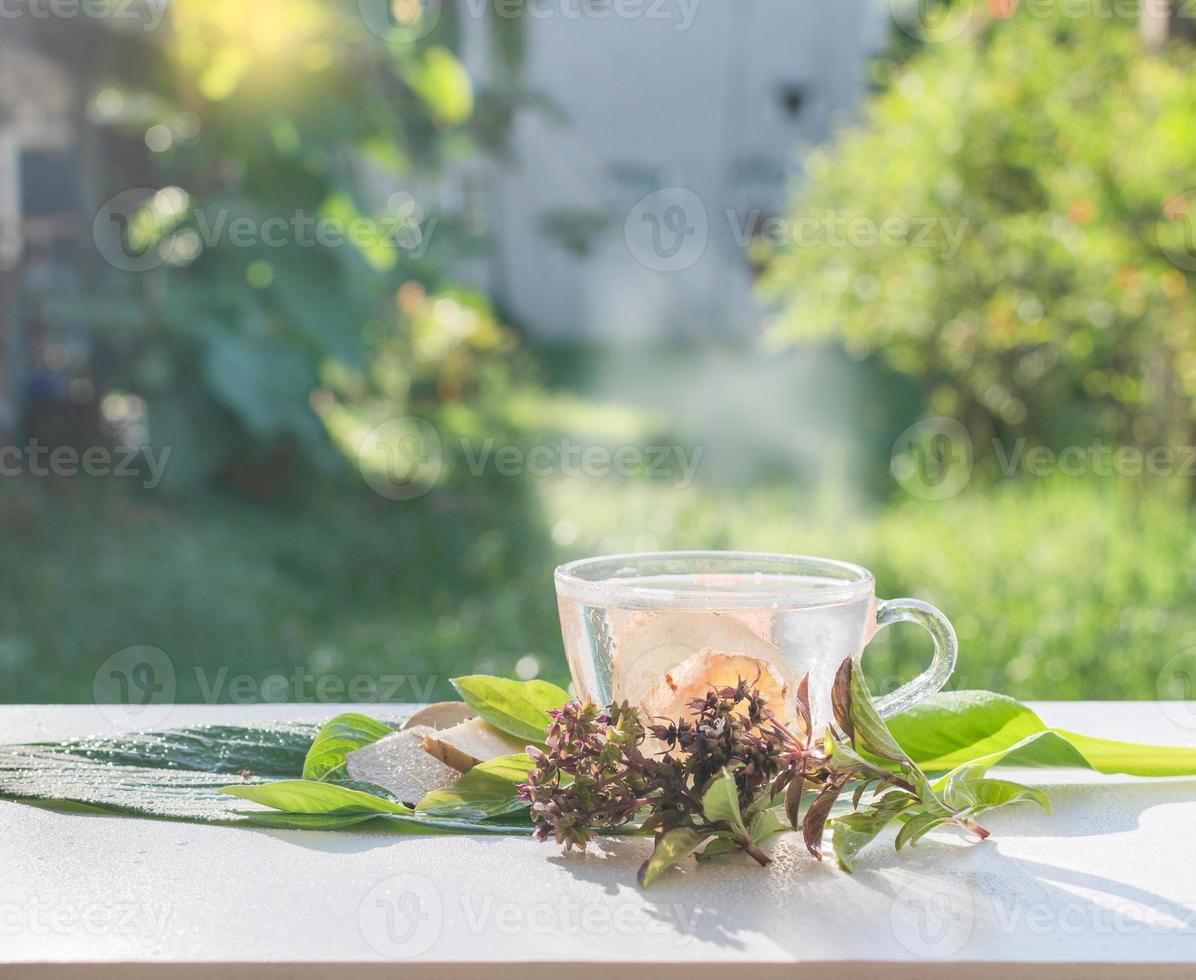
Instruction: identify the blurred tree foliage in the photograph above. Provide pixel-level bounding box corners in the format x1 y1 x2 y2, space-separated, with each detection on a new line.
762 10 1196 460
30 0 532 492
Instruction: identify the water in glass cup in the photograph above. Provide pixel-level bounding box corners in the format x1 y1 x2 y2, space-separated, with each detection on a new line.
558 572 876 728
556 553 957 727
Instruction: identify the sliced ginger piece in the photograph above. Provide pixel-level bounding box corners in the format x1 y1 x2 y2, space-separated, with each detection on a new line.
420 717 526 773
401 701 476 731
345 726 460 806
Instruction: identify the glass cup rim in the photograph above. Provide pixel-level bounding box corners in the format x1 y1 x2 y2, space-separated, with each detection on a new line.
554 550 875 608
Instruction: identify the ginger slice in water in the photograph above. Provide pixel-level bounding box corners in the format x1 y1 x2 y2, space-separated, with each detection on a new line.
639 648 796 729
609 609 795 709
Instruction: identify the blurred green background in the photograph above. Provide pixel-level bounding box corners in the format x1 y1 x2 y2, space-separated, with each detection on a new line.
2 0 1195 706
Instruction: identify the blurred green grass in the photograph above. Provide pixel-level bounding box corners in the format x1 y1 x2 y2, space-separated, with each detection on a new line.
2 473 1193 704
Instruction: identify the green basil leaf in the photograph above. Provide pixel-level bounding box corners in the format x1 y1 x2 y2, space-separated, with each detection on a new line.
903 764 954 819
832 805 907 873
847 661 906 761
748 808 787 846
827 730 873 772
302 713 393 781
638 827 705 887
450 676 570 743
894 811 949 852
941 766 1051 817
416 753 534 819
701 770 746 834
221 779 412 815
694 833 739 863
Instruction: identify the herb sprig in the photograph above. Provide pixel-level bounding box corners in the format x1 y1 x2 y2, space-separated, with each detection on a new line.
520 656 1049 885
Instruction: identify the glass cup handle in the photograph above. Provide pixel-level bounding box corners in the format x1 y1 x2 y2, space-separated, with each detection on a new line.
869 598 958 719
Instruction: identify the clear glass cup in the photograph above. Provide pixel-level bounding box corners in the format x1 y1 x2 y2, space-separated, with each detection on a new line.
554 551 957 727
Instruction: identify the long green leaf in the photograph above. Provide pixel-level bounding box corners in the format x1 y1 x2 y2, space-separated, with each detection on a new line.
302 713 393 781
890 691 1196 777
0 723 319 823
0 721 526 835
221 780 413 815
450 675 569 743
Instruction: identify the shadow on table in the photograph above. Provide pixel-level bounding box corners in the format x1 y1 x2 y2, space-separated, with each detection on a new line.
985 778 1196 838
545 779 1196 956
241 816 532 854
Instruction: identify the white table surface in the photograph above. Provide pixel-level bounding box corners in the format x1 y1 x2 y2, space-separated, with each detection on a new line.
2 701 1196 980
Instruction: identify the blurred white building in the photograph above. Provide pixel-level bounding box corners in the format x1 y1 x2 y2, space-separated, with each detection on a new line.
465 0 888 342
